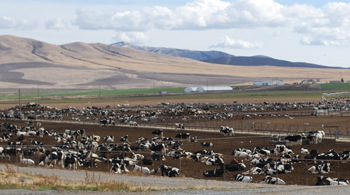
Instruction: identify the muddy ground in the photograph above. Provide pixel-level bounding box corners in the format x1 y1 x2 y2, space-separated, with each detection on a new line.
1 118 350 186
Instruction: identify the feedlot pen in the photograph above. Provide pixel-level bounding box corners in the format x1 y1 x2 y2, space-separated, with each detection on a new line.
1 119 350 186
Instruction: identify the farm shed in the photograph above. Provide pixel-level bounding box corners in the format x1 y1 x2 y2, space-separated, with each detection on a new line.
253 80 273 86
184 87 198 93
272 80 285 85
196 86 233 93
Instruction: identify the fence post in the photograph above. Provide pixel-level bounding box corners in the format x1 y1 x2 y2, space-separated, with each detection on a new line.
338 161 340 185
305 160 308 185
223 155 226 181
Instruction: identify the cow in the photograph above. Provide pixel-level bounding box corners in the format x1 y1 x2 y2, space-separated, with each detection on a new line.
221 163 246 172
158 164 180 177
234 174 253 183
242 167 264 175
175 123 185 131
308 163 331 174
203 169 225 177
273 145 287 155
201 142 214 147
129 121 138 127
284 134 305 145
308 131 325 144
220 126 234 137
301 148 309 154
260 176 286 185
175 133 191 142
132 164 154 174
104 135 114 142
120 135 128 142
316 176 349 186
150 143 168 157
151 129 164 138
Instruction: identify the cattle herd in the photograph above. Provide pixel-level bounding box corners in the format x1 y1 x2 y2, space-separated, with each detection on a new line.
0 100 350 186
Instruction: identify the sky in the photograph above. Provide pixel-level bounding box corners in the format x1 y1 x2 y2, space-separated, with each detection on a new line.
2 0 350 68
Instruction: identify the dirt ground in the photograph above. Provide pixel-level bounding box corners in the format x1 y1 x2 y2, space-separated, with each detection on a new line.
1 117 350 186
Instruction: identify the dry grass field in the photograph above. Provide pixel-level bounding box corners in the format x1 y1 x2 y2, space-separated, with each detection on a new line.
1 35 350 90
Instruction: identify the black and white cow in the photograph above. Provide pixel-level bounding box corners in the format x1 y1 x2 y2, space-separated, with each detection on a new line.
104 135 114 142
284 134 305 145
308 131 325 144
242 167 264 175
120 135 128 142
201 142 214 147
175 133 191 142
260 176 286 185
158 164 180 177
220 126 234 137
273 145 287 155
316 176 349 186
203 168 225 177
234 174 253 183
129 121 138 127
151 129 164 138
175 123 185 131
308 163 331 174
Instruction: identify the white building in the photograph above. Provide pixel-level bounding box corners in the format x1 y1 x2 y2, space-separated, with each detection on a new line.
184 86 233 93
184 87 198 93
196 86 233 93
272 80 285 85
253 80 284 86
253 80 273 86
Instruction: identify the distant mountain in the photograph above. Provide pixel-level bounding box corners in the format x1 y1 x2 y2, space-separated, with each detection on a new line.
201 56 338 68
110 42 232 61
111 42 340 68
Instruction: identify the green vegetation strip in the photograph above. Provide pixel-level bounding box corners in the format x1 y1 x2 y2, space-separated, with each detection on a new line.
319 83 350 89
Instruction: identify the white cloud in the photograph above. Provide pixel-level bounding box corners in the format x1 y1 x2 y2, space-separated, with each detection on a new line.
0 16 37 30
292 2 350 46
45 18 72 30
209 36 263 49
73 0 298 31
113 32 150 45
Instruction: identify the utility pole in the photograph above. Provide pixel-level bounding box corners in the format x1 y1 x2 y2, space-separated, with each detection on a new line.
99 85 101 98
18 89 21 117
37 85 39 101
153 82 155 95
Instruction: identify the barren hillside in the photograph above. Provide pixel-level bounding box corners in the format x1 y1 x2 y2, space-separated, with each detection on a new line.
0 35 349 91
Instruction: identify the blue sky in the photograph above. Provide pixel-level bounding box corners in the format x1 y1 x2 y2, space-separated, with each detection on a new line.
2 0 350 67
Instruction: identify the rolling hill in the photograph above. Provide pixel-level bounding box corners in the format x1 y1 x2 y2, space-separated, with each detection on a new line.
0 35 349 91
111 41 232 61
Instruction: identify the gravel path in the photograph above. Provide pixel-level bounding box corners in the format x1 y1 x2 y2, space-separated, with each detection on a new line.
1 164 350 195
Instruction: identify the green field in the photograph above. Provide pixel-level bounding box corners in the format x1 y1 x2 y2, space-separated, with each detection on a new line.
0 87 187 100
1 85 349 105
319 83 350 89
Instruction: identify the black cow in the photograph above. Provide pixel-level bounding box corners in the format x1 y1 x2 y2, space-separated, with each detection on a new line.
18 134 25 141
175 133 191 142
151 129 163 137
203 169 225 177
141 157 153 165
221 163 246 172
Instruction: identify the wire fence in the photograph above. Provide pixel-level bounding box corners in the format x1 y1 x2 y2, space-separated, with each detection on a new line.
1 141 348 186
